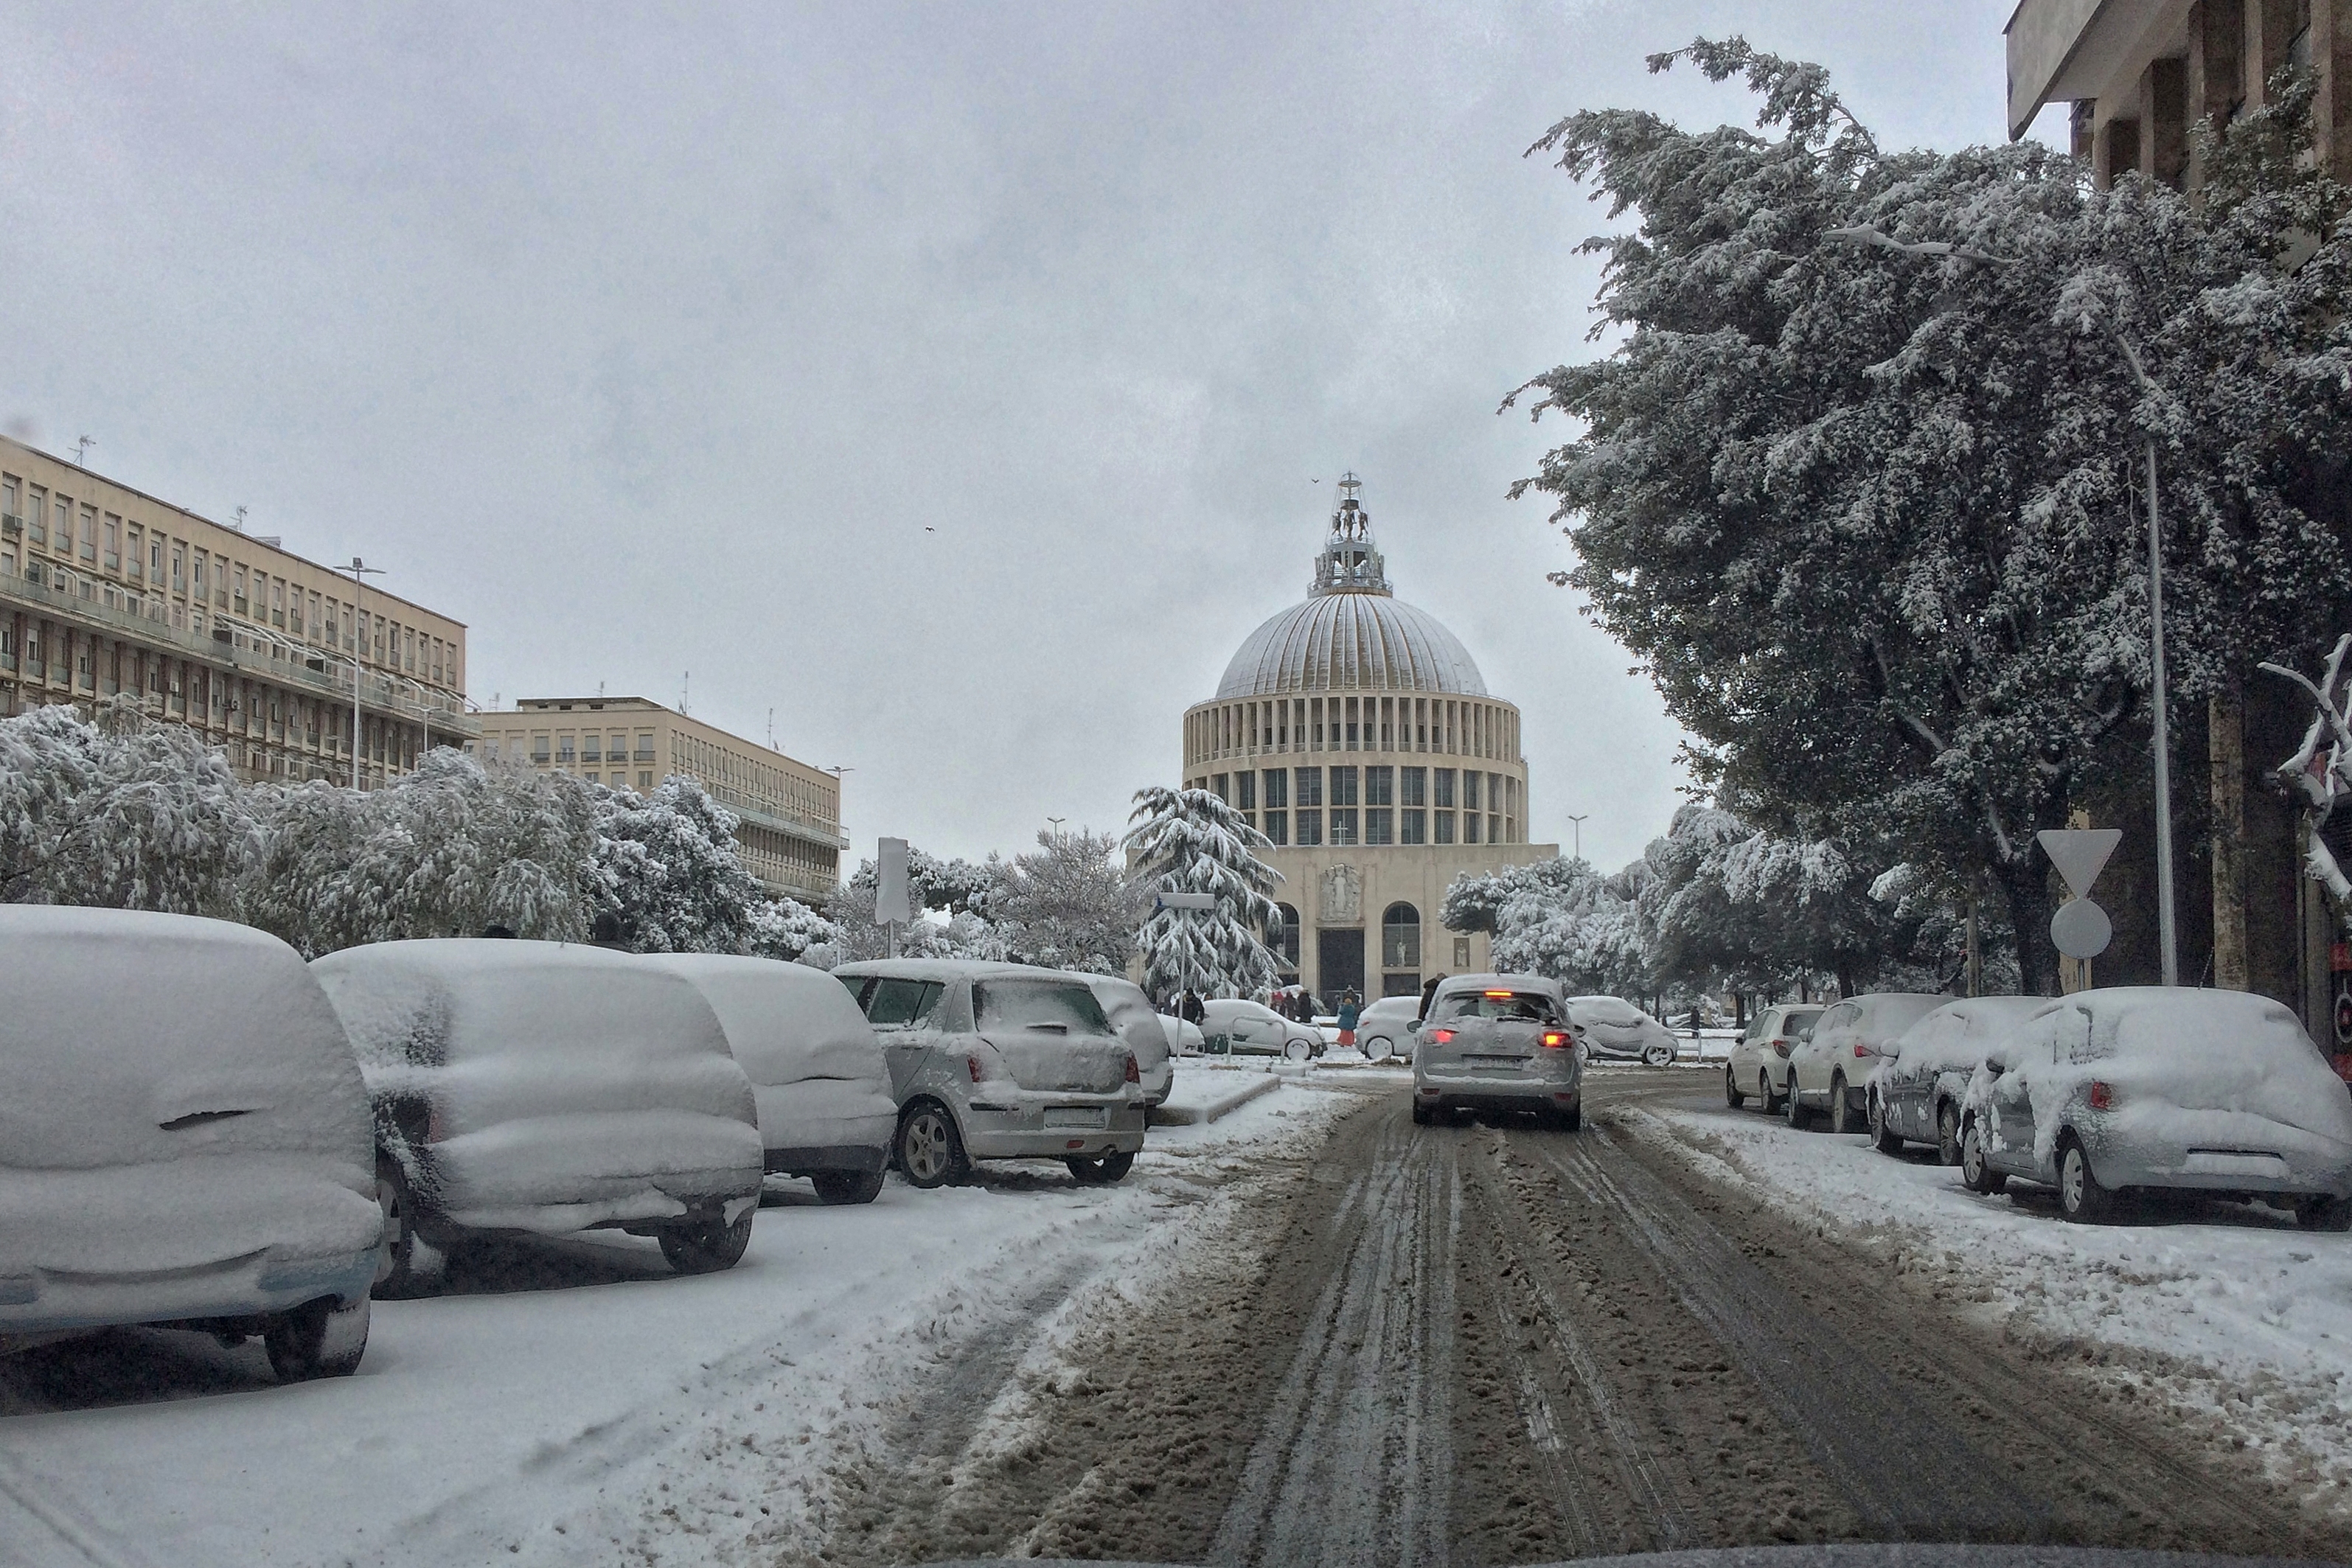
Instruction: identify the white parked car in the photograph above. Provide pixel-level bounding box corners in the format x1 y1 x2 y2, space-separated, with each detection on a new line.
1725 1003 1824 1112
1869 996 2049 1163
655 954 898 1205
313 939 767 1295
1565 994 1680 1067
1412 974 1582 1128
0 909 381 1381
1074 974 1176 1107
1161 1014 1206 1056
1785 992 1946 1133
1960 988 2352 1226
1355 994 1422 1062
834 960 1147 1187
1199 997 1321 1059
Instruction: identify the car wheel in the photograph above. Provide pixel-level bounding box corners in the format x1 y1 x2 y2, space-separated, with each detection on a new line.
811 1169 886 1205
1411 1100 1433 1126
660 1206 756 1274
265 1295 369 1383
1065 1151 1136 1184
1761 1069 1782 1114
1784 1078 1811 1130
1937 1101 1963 1166
1364 1035 1390 1064
896 1102 969 1189
2297 1195 2352 1231
1960 1119 2008 1195
1869 1090 1904 1155
2056 1136 2113 1224
1829 1073 1857 1135
372 1153 445 1300
1726 1067 1744 1107
1284 1037 1312 1062
1643 1042 1676 1068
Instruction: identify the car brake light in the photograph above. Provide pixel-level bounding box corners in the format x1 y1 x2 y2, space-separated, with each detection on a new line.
1539 1030 1569 1049
967 1054 986 1083
1484 989 1513 998
1427 1028 1455 1044
1772 1039 1791 1058
1854 1042 1870 1059
1124 1053 1141 1084
2088 1080 2114 1110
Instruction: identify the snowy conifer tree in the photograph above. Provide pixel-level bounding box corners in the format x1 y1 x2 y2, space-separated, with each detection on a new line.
593 776 764 953
1123 785 1283 1001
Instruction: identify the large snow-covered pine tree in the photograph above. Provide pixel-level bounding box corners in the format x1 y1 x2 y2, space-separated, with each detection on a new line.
1123 785 1284 1001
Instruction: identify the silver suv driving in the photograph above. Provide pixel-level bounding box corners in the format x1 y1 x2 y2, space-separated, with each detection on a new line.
1411 974 1583 1129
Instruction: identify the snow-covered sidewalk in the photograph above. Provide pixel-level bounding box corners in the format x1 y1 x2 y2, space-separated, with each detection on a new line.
0 1073 1375 1568
1639 1098 2352 1496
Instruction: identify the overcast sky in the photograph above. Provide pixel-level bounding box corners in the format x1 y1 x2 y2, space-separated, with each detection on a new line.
0 1 2056 875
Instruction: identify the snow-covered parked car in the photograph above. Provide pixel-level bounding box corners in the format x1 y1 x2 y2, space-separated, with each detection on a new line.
1412 974 1582 1128
312 940 766 1294
1565 994 1680 1067
1161 1014 1206 1057
1725 1002 1823 1112
1074 974 1175 1107
1785 992 1946 1133
1868 995 2049 1163
1355 994 1422 1062
834 960 1147 1187
1959 988 2352 1226
654 954 897 1205
1198 997 1321 1059
0 908 381 1382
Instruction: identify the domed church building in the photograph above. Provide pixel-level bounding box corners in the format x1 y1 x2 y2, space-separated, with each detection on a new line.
1180 476 1556 1004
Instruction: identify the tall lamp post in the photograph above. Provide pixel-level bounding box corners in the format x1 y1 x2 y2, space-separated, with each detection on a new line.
1826 223 2179 985
347 557 383 791
1566 813 1590 863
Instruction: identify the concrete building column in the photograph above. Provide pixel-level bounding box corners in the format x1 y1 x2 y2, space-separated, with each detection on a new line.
2095 115 2143 187
2140 56 2191 186
2244 0 2303 109
2316 0 2352 180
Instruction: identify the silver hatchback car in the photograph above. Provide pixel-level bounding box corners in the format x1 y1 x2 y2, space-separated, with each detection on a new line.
1411 974 1583 1129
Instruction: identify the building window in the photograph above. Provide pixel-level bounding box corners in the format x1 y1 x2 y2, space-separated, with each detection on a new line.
1330 808 1358 846
1365 808 1392 845
1236 771 1256 811
1401 767 1425 807
1275 903 1301 969
636 733 655 762
1295 767 1322 808
1433 768 1455 808
1461 770 1481 812
1264 767 1288 810
1264 810 1288 846
1462 811 1480 844
1382 904 1421 969
1402 809 1426 845
1295 808 1323 846
1331 765 1358 806
1366 765 1392 807
531 733 552 762
639 771 653 789
80 505 97 560
1212 773 1229 802
1435 810 1455 845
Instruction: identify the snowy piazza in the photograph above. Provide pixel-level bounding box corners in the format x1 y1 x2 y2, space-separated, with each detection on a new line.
21 5 2352 1568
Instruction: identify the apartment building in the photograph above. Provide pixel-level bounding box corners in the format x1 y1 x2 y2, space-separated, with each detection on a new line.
2008 0 2352 188
0 434 475 783
479 696 845 903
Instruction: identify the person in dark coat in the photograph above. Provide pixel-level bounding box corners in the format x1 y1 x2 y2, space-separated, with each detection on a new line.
1177 989 1205 1025
1419 972 1446 1021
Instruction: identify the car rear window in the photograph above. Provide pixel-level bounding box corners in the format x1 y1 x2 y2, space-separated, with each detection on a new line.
975 979 1111 1034
1436 991 1556 1024
865 978 945 1028
1784 1008 1823 1034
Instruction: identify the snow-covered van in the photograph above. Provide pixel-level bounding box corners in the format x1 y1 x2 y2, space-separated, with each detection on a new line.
0 908 380 1382
311 940 765 1293
1071 973 1175 1107
652 954 897 1204
833 959 1147 1188
1960 988 2352 1225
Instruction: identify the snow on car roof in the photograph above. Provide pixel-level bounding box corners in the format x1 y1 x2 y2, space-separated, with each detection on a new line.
832 958 1062 983
1889 995 2054 1068
648 953 879 1090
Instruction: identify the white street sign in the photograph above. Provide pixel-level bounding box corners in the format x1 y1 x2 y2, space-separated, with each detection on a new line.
2050 899 2113 960
1155 892 1217 911
874 837 912 925
2036 829 2121 899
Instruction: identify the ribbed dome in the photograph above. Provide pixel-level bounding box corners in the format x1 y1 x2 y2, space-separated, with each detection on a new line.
1217 594 1488 699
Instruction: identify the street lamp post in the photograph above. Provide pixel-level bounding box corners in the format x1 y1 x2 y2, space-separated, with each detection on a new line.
347 557 383 791
1566 813 1589 863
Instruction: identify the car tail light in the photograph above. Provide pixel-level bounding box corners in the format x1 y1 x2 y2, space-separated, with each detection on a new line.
1539 1030 1570 1049
967 1054 986 1084
1483 989 1513 999
1854 1042 1871 1059
1772 1038 1791 1058
1427 1028 1456 1044
2089 1080 2114 1110
1124 1053 1141 1084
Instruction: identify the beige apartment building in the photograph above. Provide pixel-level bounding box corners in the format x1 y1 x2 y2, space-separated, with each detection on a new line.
0 434 474 784
2008 0 2352 187
479 696 846 903
1181 478 1556 1004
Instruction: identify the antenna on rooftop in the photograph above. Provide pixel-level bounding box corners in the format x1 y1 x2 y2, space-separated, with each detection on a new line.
680 672 689 716
233 506 247 532
768 706 776 750
74 436 94 467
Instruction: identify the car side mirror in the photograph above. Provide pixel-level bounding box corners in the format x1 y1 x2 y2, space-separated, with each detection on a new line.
1408 1019 1422 1033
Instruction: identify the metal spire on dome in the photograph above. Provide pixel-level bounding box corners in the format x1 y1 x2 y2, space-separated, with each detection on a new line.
1309 471 1391 597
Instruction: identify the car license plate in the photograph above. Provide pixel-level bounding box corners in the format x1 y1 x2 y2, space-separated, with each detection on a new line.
1045 1107 1109 1129
1464 1055 1525 1070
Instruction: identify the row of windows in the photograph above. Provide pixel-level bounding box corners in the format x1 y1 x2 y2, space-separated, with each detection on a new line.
482 730 659 766
1187 693 1518 765
1189 766 1523 846
1 472 462 689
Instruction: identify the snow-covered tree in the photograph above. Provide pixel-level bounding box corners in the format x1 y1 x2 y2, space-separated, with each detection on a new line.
1506 38 2352 993
0 701 255 915
820 843 1007 963
745 896 841 964
1444 856 1649 997
1124 785 1284 1002
992 828 1147 974
594 776 763 953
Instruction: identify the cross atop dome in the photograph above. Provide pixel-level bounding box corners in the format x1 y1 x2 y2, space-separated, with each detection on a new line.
1311 471 1391 597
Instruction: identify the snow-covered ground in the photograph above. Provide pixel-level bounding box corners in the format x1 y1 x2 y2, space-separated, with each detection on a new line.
0 1067 1379 1568
1639 1097 2352 1497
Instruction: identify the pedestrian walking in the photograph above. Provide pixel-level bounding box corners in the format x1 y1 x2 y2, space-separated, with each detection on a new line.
1335 989 1360 1050
1178 989 1205 1025
1419 972 1446 1021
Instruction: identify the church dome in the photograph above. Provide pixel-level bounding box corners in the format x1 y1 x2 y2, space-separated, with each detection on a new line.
1214 473 1488 699
1217 593 1488 698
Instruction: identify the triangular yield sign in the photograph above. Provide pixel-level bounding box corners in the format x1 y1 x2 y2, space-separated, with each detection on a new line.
2036 828 2122 899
